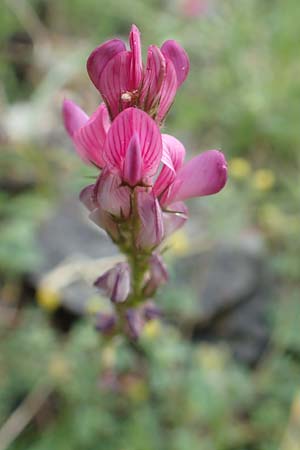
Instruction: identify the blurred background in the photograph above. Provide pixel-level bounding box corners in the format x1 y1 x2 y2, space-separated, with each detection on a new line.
0 0 300 448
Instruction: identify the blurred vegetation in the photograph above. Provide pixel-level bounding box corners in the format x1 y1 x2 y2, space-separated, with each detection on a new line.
0 0 300 449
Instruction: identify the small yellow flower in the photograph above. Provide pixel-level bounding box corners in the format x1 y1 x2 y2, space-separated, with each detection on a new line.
253 169 275 191
37 285 60 312
48 354 70 381
143 320 161 339
229 158 251 179
167 229 189 255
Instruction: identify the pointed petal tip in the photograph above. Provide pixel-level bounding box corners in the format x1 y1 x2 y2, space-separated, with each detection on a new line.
62 98 88 138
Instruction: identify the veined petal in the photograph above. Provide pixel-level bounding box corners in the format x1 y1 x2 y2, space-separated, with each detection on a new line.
95 169 131 218
139 45 166 113
156 59 177 124
73 103 110 168
154 134 185 198
103 108 162 179
123 133 143 186
87 39 126 91
163 201 188 237
136 190 164 249
62 99 88 138
129 24 143 90
161 40 190 87
98 50 132 119
166 150 228 204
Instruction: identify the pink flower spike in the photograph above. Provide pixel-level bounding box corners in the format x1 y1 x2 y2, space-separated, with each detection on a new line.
136 191 164 250
103 107 162 180
154 134 185 198
129 24 143 90
95 169 131 218
123 133 143 186
94 262 131 303
73 103 110 168
166 150 228 204
139 45 166 113
163 201 188 237
156 59 178 124
87 39 126 91
161 40 190 87
62 99 88 139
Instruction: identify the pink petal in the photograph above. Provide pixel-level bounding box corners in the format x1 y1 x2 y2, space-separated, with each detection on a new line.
73 103 110 168
156 59 178 124
79 184 98 211
98 50 132 119
139 45 166 113
166 150 228 204
103 107 162 179
123 133 142 186
129 24 143 90
161 40 190 87
163 201 188 237
154 134 185 198
62 99 88 138
95 169 131 218
136 190 164 249
87 39 126 91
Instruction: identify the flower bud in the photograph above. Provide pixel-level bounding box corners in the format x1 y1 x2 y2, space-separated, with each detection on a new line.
94 263 131 303
144 254 169 296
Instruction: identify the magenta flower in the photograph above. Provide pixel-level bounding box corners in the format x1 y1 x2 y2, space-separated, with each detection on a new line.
62 24 228 340
86 25 190 123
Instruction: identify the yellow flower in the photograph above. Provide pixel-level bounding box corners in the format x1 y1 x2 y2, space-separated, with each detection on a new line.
253 169 275 191
167 229 189 255
143 320 161 339
48 354 70 380
37 284 60 311
229 158 251 179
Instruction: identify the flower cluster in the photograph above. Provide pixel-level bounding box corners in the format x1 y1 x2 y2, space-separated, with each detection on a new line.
63 25 227 339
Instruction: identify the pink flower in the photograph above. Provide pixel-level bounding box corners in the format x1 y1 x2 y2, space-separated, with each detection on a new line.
62 99 110 168
86 24 190 123
144 254 169 296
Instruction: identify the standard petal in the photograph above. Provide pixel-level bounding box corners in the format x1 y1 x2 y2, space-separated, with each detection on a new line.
161 40 190 87
98 50 132 119
163 201 188 237
62 99 88 138
139 45 166 114
73 103 110 168
129 24 143 90
95 169 131 218
103 107 162 179
136 190 164 249
87 39 126 90
166 150 228 204
154 134 185 197
156 59 177 124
